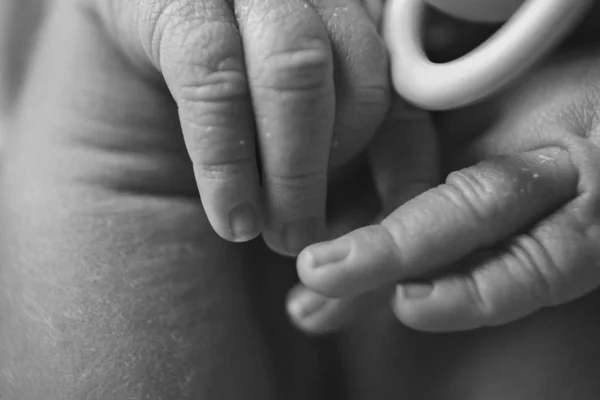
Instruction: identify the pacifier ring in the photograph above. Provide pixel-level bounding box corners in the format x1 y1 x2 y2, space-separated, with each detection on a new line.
384 0 594 110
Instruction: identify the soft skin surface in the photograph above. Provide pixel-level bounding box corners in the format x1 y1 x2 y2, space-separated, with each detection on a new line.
296 51 600 331
292 6 600 400
284 50 600 400
323 51 600 400
0 4 331 399
3 2 600 400
84 0 391 255
339 292 600 400
290 3 600 336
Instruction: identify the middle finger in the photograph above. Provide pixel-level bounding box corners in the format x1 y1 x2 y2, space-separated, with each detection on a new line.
236 0 335 256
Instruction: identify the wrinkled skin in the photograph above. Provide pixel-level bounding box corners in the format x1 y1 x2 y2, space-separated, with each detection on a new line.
87 0 392 254
330 49 600 400
2 2 600 400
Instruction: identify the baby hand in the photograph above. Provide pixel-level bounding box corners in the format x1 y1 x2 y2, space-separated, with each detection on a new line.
290 49 600 333
85 0 390 254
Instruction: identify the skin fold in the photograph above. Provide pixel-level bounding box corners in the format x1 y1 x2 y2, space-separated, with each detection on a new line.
1 4 325 399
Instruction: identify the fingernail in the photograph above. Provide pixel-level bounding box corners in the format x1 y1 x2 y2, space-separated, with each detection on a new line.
283 217 317 254
288 290 328 319
229 203 259 242
301 238 352 269
402 283 434 299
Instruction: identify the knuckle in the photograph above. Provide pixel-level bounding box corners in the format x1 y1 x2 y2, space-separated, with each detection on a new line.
505 214 600 309
171 34 249 116
185 130 253 167
192 153 256 182
465 272 498 326
443 162 524 231
446 162 518 202
267 169 326 191
442 168 502 227
142 0 239 59
506 234 562 307
177 67 249 106
151 7 248 105
356 224 396 251
257 45 333 93
174 39 248 105
445 168 495 209
265 168 326 209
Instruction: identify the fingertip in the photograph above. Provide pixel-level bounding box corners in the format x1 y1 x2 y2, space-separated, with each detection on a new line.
297 226 402 297
392 281 485 332
261 229 300 258
296 237 354 296
204 200 263 243
296 247 316 277
261 217 327 257
391 283 445 332
228 202 262 242
286 288 324 321
286 285 356 335
192 163 263 244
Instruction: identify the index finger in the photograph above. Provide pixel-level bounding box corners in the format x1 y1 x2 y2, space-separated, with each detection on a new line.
297 147 578 298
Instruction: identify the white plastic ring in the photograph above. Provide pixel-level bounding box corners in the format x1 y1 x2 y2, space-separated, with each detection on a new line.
383 0 594 110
